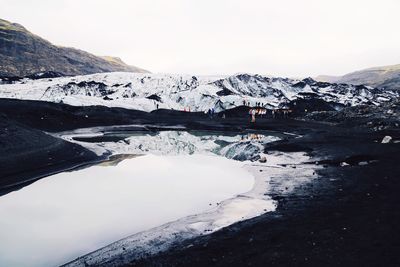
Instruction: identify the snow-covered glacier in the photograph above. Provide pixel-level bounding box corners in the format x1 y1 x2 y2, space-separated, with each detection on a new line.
0 72 397 112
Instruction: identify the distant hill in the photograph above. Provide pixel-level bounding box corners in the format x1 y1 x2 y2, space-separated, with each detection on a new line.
314 75 340 83
0 18 149 77
316 64 400 91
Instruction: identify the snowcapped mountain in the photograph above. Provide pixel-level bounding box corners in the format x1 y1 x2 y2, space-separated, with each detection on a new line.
0 72 397 112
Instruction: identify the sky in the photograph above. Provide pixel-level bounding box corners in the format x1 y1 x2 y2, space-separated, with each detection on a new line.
1 0 399 77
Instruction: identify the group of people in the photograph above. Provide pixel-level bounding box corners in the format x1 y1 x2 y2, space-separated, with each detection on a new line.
249 108 267 122
243 100 265 107
248 108 293 122
161 101 293 122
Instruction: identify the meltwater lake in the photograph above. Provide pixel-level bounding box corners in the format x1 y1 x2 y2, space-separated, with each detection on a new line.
0 129 298 267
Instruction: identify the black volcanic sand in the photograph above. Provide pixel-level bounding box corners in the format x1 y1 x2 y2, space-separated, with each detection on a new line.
126 128 400 266
1 99 400 266
0 114 98 196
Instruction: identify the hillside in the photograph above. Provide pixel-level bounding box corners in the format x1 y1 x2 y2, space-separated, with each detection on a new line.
0 18 149 77
316 64 400 91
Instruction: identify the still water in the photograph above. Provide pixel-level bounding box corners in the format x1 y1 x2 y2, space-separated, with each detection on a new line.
0 154 254 267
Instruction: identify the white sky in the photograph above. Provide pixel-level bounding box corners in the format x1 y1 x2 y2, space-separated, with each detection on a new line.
1 0 399 77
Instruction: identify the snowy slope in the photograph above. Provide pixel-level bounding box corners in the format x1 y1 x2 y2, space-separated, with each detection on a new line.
0 72 397 112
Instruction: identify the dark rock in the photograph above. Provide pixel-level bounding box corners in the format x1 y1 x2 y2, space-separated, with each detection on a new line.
146 94 162 102
0 18 149 77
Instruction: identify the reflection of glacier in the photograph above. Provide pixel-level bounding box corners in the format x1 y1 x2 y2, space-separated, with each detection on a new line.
60 130 281 161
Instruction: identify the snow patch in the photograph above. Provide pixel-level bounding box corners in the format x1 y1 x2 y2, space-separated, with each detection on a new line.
381 135 392 144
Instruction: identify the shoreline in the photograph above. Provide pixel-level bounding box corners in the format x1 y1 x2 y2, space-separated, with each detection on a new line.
54 124 321 266
63 150 318 267
0 157 106 197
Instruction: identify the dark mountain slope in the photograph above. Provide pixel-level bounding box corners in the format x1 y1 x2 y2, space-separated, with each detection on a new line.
0 18 149 77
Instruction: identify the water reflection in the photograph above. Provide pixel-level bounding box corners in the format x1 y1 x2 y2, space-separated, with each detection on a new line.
62 130 281 161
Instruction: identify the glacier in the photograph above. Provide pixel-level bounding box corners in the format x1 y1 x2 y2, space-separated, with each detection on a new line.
0 72 397 113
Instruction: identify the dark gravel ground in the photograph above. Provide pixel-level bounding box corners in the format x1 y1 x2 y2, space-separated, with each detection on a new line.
0 114 99 196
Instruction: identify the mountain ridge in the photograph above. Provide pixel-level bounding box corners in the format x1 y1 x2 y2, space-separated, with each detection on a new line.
316 64 400 91
0 18 149 77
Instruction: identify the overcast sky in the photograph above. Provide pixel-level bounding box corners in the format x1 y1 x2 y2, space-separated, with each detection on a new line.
1 0 399 77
